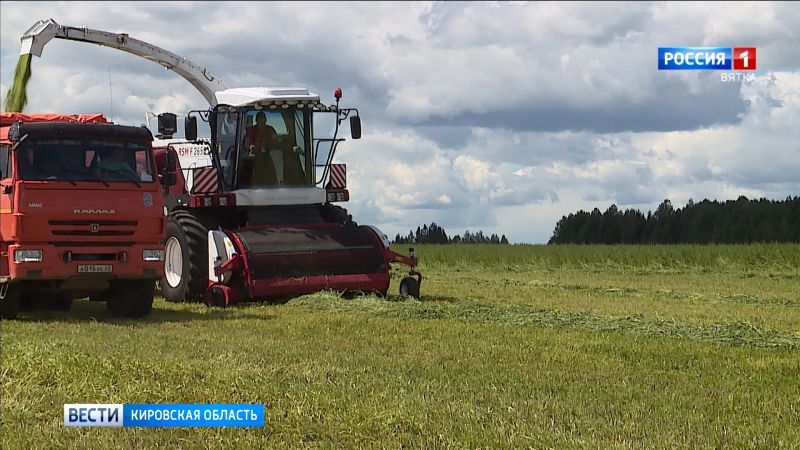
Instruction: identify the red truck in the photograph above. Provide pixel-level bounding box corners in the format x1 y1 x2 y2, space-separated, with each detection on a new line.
0 113 172 319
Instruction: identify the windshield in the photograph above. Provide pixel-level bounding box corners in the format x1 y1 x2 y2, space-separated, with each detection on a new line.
234 108 313 188
16 138 154 183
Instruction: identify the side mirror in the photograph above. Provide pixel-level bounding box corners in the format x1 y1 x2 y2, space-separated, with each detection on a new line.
185 116 198 141
161 172 177 187
349 116 361 140
164 149 178 173
161 150 178 187
8 123 21 141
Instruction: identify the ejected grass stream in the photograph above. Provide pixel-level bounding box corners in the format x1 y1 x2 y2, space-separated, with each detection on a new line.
3 53 32 112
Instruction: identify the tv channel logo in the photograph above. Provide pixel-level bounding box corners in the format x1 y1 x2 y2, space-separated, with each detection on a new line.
732 47 756 70
64 404 123 427
658 47 756 70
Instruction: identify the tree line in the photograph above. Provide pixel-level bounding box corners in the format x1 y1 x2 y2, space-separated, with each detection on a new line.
549 196 800 244
393 222 509 244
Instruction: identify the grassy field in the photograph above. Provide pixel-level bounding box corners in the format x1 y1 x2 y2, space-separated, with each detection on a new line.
1 244 799 448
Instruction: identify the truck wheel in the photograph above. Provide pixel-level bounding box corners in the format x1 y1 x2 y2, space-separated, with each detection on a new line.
89 293 108 302
0 283 21 319
107 280 154 318
19 293 39 311
160 211 208 302
42 294 73 311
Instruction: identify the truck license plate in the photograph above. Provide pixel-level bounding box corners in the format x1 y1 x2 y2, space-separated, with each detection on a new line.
77 264 113 274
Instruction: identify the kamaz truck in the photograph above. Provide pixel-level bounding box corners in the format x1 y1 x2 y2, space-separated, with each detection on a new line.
0 113 172 319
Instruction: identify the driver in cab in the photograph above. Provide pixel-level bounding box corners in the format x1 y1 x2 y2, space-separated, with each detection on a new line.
96 148 135 174
244 111 278 186
243 111 306 187
18 146 61 179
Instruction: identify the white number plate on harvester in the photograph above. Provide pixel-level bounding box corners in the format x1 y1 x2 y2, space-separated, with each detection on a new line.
77 264 113 273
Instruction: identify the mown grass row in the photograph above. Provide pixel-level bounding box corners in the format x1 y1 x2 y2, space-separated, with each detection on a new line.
289 293 800 350
408 243 800 272
424 271 800 307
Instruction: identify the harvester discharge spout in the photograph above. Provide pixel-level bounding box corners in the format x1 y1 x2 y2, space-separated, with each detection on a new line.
19 18 227 105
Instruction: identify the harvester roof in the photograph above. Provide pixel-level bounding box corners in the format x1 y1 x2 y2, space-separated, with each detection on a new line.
214 87 320 107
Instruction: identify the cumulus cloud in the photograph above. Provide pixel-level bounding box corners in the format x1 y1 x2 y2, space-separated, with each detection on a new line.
1 1 797 243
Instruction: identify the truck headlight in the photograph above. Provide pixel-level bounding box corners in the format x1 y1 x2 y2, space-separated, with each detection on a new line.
143 250 165 262
14 249 43 263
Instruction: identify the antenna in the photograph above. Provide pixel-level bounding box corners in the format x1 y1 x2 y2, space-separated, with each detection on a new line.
145 109 156 131
108 68 113 120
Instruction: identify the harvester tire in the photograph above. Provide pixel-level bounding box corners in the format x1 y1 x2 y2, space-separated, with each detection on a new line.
399 277 420 300
161 210 208 303
0 283 21 319
321 204 352 224
107 280 154 318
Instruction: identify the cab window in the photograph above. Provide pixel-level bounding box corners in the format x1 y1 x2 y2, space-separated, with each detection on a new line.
215 111 239 189
0 145 9 179
238 109 313 188
17 139 154 183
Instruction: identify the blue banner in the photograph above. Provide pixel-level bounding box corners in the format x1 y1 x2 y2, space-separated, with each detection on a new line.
123 404 264 427
658 47 732 70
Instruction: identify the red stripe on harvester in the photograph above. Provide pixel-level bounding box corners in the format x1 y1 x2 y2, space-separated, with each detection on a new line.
192 168 218 193
195 171 214 186
329 164 346 188
195 177 216 193
193 173 211 192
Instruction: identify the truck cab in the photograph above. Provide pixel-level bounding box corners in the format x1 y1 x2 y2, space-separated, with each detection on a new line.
0 113 169 319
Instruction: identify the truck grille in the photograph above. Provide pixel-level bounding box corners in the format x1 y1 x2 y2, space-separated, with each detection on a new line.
49 220 138 226
52 230 134 236
68 253 117 262
51 241 134 247
48 220 138 237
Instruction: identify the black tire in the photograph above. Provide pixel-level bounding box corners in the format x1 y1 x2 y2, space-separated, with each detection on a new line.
160 210 208 302
321 204 351 224
107 280 154 318
399 277 420 300
0 283 21 319
89 293 108 302
209 286 227 307
18 293 39 311
42 293 73 311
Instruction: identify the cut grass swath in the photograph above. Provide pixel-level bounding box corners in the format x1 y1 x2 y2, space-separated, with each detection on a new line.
290 294 800 350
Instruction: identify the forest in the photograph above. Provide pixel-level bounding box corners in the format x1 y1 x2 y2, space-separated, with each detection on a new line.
549 196 800 244
393 223 509 245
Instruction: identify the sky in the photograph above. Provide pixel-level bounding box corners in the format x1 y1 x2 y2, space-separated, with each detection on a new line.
1 1 798 243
